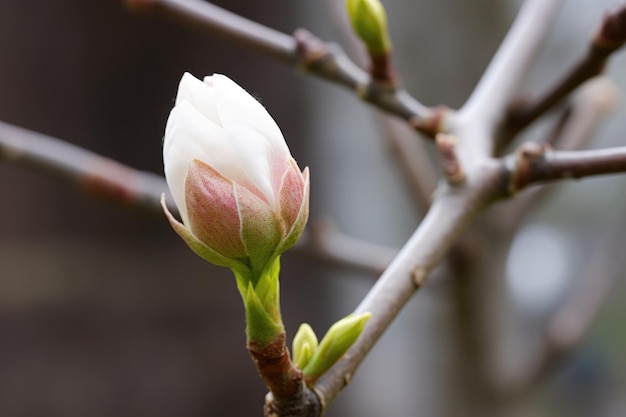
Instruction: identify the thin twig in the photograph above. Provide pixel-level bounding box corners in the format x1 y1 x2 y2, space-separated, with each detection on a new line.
548 77 621 150
379 116 438 210
508 145 626 193
296 220 396 276
124 0 296 64
498 77 620 229
327 0 438 211
124 0 442 137
503 212 626 397
504 2 626 139
0 121 173 214
0 120 395 277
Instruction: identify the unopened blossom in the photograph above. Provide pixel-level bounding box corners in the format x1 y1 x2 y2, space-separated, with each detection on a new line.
162 73 309 280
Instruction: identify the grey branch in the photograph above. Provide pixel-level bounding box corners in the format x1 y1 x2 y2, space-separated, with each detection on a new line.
0 121 174 214
296 220 397 276
459 0 563 141
508 145 626 193
313 160 504 408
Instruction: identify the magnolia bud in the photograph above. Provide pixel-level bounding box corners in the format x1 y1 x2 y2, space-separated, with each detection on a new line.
346 0 392 55
302 312 371 383
162 73 310 280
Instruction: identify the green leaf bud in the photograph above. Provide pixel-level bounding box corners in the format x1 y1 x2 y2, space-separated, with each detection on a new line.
292 323 319 369
301 312 372 383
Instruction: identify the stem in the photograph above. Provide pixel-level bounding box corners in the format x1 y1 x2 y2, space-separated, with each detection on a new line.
247 333 303 399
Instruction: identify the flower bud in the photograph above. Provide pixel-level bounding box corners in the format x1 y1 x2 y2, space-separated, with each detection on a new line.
301 312 371 383
346 0 392 55
292 323 319 369
162 73 310 279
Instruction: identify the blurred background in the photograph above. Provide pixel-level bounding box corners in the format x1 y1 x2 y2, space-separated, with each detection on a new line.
0 0 625 416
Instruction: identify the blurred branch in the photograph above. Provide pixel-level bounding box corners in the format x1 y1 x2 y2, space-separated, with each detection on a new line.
296 219 396 276
124 0 443 137
504 213 626 397
547 77 621 149
459 0 563 150
0 120 396 277
508 144 626 193
0 121 174 214
124 0 295 64
379 116 438 210
504 2 626 139
499 77 620 229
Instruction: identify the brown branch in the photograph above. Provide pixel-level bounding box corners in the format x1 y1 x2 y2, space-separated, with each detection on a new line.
0 121 174 214
124 0 442 137
504 2 626 137
498 77 620 229
508 145 626 193
248 334 321 417
548 77 622 150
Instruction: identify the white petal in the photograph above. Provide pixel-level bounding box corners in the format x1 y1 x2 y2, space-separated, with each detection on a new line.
222 123 282 205
163 101 237 223
176 72 220 125
211 74 290 156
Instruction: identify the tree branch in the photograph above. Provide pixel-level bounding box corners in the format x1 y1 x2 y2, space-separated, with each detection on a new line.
124 0 296 64
312 160 504 410
296 220 396 276
0 121 173 214
497 77 620 230
508 145 626 193
459 0 563 144
379 116 438 210
504 2 626 136
124 0 442 137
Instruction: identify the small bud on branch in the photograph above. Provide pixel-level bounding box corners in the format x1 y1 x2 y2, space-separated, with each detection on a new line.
346 0 396 84
436 134 465 185
594 2 626 50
